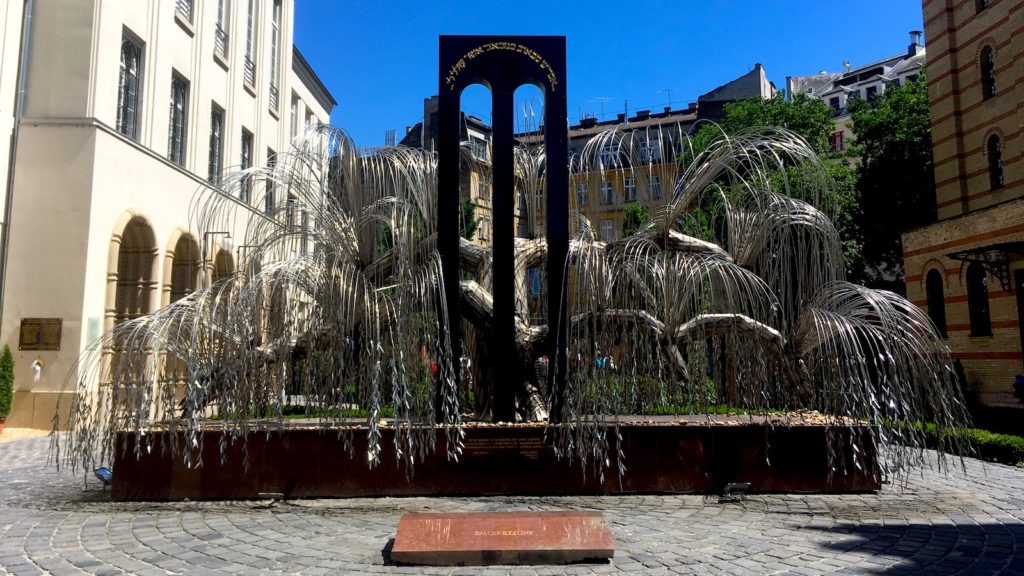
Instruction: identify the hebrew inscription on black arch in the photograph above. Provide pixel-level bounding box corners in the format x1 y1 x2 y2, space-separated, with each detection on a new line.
437 35 568 423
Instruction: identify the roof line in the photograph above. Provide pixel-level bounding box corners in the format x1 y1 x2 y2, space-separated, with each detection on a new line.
293 46 338 112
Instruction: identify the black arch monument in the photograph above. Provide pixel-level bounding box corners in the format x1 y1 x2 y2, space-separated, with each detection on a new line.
437 36 569 423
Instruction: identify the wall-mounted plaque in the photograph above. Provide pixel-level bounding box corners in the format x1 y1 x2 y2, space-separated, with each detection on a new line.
19 318 62 351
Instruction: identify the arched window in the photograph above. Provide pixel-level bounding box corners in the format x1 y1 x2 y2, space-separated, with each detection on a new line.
926 269 947 337
980 46 996 99
988 134 1003 190
967 262 991 336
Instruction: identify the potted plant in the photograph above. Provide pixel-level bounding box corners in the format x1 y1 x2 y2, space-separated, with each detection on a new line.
0 345 13 435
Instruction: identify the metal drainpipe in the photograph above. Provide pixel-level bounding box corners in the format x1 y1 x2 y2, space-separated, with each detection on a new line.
0 0 33 336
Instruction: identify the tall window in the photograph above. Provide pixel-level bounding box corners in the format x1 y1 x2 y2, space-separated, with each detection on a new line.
290 95 298 140
967 262 991 337
241 129 254 202
300 210 309 254
988 134 1004 190
624 177 637 202
575 182 588 206
980 46 996 99
214 0 229 57
175 0 193 22
168 75 189 166
651 175 661 199
534 187 543 210
269 1 281 109
601 220 614 243
265 149 276 215
208 105 224 185
117 35 143 140
642 133 662 162
479 180 490 201
244 0 257 86
600 180 613 204
925 269 948 338
829 131 845 152
599 143 617 167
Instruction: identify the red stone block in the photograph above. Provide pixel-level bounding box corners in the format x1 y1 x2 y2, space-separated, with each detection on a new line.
391 511 614 565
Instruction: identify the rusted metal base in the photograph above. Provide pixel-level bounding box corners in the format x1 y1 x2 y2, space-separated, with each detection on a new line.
110 422 879 501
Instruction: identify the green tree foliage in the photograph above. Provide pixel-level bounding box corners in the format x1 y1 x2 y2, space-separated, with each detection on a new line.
849 72 934 292
718 93 835 154
689 92 864 277
0 345 13 420
459 198 478 240
622 203 650 238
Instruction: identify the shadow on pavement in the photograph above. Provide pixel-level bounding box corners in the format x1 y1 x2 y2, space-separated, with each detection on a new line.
802 521 1024 575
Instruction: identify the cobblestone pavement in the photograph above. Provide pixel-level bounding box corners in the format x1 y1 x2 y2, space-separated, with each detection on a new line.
1 436 1023 575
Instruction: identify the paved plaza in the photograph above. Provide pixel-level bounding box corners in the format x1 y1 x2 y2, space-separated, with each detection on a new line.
0 435 1022 575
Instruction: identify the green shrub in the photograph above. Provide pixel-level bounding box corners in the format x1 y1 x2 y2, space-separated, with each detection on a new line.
921 423 1024 466
0 345 13 420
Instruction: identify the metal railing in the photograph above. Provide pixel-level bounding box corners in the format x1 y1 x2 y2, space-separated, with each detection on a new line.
243 57 256 87
175 0 193 22
269 84 279 110
214 25 228 57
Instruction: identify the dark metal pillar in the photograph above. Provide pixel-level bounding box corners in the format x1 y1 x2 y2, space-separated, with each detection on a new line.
490 84 517 422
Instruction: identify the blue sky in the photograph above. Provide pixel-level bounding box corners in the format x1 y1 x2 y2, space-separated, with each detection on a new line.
293 0 926 146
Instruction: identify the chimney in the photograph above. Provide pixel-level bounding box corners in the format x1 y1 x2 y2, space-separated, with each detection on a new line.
405 126 412 135
636 110 651 120
580 117 597 128
616 113 626 122
663 106 671 113
909 30 924 56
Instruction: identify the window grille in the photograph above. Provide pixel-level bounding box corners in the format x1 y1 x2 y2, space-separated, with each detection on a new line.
241 130 254 202
168 75 188 166
980 46 996 99
575 182 588 206
265 150 277 215
244 0 256 86
175 0 193 22
208 106 224 185
988 135 1004 190
269 1 281 109
214 0 229 56
117 37 142 140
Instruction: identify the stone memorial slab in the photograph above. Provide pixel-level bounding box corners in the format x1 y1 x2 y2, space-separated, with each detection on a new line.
391 511 613 565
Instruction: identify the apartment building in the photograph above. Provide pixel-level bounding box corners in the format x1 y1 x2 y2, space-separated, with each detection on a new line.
0 0 335 428
902 0 1022 415
786 32 926 154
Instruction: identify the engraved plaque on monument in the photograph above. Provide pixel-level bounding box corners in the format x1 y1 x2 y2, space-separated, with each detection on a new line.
391 511 614 565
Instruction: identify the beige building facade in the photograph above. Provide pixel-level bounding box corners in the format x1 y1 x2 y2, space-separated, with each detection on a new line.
0 0 334 428
902 0 1022 412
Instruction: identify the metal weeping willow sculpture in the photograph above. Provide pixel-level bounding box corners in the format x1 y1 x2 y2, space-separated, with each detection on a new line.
52 119 971 486
54 127 465 473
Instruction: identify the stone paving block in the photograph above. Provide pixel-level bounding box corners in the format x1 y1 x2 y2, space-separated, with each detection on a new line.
1 437 1024 575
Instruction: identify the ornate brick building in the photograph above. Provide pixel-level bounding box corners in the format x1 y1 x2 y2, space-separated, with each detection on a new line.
902 0 1023 414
